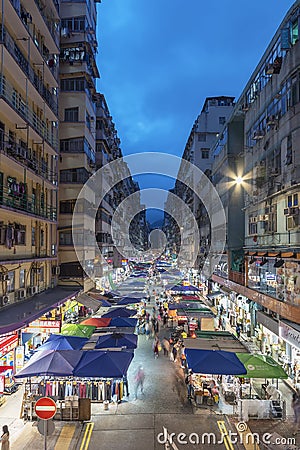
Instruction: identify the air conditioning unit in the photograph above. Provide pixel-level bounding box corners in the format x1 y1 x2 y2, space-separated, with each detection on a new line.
0 274 9 282
1 293 14 305
17 288 26 299
27 286 38 296
252 130 265 140
287 207 299 216
284 208 289 215
287 215 299 230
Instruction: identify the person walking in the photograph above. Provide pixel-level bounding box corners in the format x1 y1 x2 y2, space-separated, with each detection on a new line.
134 365 145 399
123 374 129 397
185 369 193 400
236 324 241 339
153 337 160 358
0 425 9 450
162 337 170 356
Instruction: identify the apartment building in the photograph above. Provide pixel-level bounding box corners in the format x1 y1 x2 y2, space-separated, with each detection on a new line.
209 1 300 372
58 0 100 292
0 0 61 309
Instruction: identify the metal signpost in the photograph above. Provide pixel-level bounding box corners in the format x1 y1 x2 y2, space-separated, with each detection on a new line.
35 397 57 450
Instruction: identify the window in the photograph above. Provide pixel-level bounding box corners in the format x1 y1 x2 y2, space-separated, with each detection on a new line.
0 223 6 245
19 269 25 288
59 230 73 246
40 229 44 247
61 16 86 32
198 133 206 142
201 149 209 159
60 200 76 214
286 134 293 165
7 271 15 293
291 20 299 46
15 224 26 245
60 168 90 183
219 116 226 125
60 78 85 91
287 193 298 207
64 107 79 122
39 266 44 282
32 227 35 246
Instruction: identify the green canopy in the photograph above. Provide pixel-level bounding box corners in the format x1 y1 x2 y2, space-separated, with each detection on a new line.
61 324 96 338
236 353 288 379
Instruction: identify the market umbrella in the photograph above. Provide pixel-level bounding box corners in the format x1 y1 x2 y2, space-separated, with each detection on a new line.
168 284 201 294
95 333 138 349
236 353 288 379
73 350 134 378
102 307 137 318
109 317 138 328
15 350 82 377
81 317 112 327
61 324 95 338
185 348 247 375
36 335 88 351
117 296 143 306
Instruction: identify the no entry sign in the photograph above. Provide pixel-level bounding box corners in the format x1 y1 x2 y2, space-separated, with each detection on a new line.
35 397 57 420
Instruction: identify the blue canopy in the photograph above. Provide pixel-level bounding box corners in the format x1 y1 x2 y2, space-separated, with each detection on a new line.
15 350 82 378
185 348 247 375
95 333 138 349
168 284 200 293
109 317 138 328
36 335 88 351
102 307 137 318
117 296 143 306
73 350 134 378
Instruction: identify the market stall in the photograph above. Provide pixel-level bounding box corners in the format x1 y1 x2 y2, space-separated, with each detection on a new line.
185 348 247 406
15 349 134 421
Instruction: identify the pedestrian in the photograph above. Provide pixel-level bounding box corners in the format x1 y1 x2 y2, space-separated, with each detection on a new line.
221 316 226 331
0 425 9 450
236 324 241 339
153 337 160 358
162 337 170 356
134 365 145 399
185 369 193 400
292 391 300 434
123 374 130 397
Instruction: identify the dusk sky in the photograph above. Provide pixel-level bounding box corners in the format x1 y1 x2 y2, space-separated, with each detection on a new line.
96 0 294 221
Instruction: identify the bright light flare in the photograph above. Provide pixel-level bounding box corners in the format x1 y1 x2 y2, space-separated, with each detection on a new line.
235 176 243 185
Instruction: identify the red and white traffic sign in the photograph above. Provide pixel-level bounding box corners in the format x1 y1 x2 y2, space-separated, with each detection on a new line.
35 397 57 420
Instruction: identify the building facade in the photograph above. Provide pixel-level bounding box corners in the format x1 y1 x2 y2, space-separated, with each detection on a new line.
209 1 300 374
0 0 60 307
58 0 100 291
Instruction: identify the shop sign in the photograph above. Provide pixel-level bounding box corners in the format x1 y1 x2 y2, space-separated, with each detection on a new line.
256 311 279 335
0 376 4 394
279 322 300 349
23 320 61 334
15 346 25 372
0 334 18 358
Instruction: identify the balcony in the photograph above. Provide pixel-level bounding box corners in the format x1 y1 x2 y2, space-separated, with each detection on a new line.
0 184 57 221
0 140 57 185
0 76 58 149
0 25 58 114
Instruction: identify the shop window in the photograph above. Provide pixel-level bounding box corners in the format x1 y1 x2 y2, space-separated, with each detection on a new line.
19 269 25 288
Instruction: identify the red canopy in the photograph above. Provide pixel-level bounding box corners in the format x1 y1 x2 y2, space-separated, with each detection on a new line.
81 317 111 327
181 295 200 300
